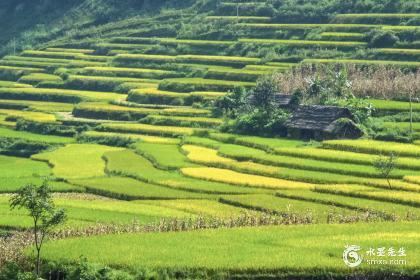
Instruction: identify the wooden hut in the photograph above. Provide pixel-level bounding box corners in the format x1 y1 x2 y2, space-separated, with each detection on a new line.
284 105 363 140
247 93 294 108
274 94 293 108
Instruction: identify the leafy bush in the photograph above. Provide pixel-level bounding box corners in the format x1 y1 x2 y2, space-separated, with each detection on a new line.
372 126 414 143
159 78 255 93
127 88 185 106
213 87 248 118
73 103 155 121
0 66 42 81
65 75 155 92
205 68 266 82
217 75 289 136
16 120 80 137
79 66 180 79
339 98 374 124
77 133 137 147
368 29 399 47
231 108 288 136
43 257 139 280
0 262 37 280
239 38 366 49
0 138 52 157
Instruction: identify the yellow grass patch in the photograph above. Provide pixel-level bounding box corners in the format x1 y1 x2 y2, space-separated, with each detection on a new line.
181 167 312 190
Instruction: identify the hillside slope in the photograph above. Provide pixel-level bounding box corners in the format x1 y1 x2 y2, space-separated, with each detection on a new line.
0 1 420 278
3 0 419 56
0 0 196 56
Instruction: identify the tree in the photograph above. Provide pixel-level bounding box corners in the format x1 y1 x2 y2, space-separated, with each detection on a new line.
249 75 279 112
368 30 399 48
216 75 289 136
213 87 247 118
373 153 398 189
10 180 66 277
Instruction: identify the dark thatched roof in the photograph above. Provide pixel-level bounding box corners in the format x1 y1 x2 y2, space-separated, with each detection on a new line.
247 93 293 108
284 105 355 132
274 94 293 107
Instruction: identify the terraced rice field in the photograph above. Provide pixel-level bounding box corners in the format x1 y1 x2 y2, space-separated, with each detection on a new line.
32 144 124 179
0 194 194 229
41 222 420 271
0 2 419 278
